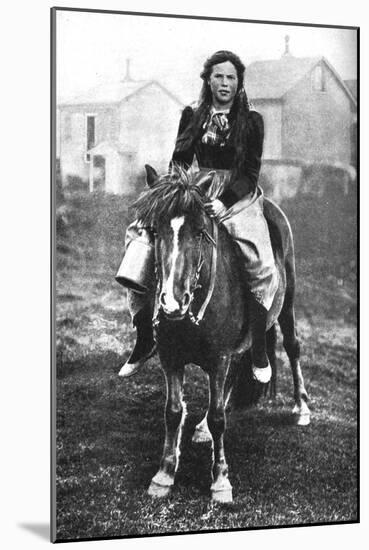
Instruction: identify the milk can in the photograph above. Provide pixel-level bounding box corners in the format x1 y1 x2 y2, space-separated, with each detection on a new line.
115 228 155 294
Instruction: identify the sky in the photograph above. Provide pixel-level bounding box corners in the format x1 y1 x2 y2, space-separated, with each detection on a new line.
56 10 358 105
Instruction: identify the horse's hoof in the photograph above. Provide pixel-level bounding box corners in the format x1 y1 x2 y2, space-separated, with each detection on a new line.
252 364 272 384
292 402 311 426
211 488 233 503
211 477 233 503
148 481 172 498
296 413 311 426
192 426 213 444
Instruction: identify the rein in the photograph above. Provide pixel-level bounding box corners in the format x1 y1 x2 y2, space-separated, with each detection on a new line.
187 186 218 324
188 220 218 325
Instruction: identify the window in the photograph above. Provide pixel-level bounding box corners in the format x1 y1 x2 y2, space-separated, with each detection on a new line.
311 65 326 92
64 114 72 141
85 114 96 162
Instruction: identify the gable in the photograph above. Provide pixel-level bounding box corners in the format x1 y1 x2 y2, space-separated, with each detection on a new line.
321 58 357 106
118 80 183 108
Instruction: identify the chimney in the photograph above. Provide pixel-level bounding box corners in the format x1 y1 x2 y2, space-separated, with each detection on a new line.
283 35 291 57
124 58 132 81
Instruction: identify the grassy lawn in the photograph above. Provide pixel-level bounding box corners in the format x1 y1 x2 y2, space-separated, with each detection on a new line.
54 191 357 541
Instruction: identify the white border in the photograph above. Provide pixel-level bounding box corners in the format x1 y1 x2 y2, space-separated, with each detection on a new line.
2 1 366 549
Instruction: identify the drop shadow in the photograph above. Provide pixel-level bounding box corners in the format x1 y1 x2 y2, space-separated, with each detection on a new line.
18 523 49 541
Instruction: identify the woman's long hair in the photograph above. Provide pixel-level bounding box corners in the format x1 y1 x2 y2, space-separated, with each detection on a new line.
174 50 251 184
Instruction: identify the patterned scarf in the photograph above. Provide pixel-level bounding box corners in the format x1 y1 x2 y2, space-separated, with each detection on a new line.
201 108 231 147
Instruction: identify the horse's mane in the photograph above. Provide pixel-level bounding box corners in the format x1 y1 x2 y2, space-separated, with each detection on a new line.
133 166 205 227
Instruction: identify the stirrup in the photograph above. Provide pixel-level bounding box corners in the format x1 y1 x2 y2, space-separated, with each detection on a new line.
118 343 157 378
252 363 272 384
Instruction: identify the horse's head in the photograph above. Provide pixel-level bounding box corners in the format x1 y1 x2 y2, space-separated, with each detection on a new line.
134 165 214 321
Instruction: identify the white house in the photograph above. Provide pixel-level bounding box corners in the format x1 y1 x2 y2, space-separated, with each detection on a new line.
57 62 184 194
246 37 357 165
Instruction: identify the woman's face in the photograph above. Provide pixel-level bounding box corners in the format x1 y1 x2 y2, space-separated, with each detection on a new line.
208 60 239 110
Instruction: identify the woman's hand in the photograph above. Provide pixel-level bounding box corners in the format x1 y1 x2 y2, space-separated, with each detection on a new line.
204 199 227 220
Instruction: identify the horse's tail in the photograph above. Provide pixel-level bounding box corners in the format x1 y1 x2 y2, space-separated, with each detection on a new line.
229 351 264 409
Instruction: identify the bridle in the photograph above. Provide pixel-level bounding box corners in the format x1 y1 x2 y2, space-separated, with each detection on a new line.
152 213 218 327
189 221 218 325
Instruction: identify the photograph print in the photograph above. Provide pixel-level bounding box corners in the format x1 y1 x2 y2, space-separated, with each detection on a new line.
52 7 358 543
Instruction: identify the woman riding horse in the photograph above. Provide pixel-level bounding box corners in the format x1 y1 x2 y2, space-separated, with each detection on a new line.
118 50 278 384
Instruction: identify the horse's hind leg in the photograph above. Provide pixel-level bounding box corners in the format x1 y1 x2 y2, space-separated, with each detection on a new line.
278 300 310 426
148 365 186 498
265 323 277 399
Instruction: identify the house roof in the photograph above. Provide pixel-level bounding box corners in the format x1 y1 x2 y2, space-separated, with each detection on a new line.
344 79 357 100
247 55 357 105
58 79 183 107
247 56 320 100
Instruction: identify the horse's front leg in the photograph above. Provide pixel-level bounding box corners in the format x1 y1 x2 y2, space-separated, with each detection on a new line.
192 372 233 445
279 306 310 425
192 414 212 444
148 364 185 498
207 353 233 503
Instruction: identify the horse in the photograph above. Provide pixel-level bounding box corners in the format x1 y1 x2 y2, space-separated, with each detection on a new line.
132 164 310 503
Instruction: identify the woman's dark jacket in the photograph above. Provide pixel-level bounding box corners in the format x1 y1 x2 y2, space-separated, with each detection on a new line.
171 106 264 209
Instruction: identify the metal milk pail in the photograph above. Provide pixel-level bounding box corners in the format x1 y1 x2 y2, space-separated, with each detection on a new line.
115 235 155 294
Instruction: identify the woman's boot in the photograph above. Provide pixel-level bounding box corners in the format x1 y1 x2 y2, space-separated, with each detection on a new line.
118 305 156 377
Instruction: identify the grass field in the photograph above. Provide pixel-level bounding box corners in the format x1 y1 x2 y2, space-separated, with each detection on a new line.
54 191 357 541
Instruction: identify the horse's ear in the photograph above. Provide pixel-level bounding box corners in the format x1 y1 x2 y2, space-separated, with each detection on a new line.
195 171 215 197
145 164 158 188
